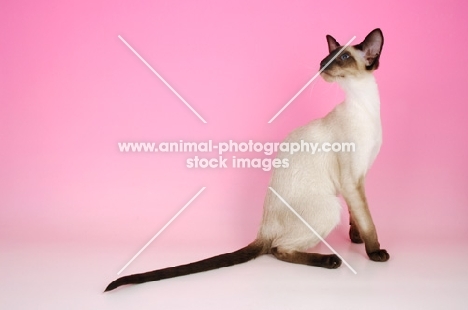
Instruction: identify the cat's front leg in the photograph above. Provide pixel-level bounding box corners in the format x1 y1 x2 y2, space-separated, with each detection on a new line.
349 215 363 244
342 178 390 262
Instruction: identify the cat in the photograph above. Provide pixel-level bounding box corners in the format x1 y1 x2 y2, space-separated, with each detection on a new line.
105 28 389 292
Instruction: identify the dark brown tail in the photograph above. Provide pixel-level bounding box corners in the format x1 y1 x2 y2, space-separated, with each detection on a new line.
104 240 265 292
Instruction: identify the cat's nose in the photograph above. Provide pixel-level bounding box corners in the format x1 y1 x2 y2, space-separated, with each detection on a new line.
320 59 328 70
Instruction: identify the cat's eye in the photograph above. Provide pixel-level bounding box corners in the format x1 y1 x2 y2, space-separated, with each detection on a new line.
340 53 350 60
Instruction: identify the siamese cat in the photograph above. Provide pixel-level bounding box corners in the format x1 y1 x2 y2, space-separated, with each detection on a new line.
105 28 389 292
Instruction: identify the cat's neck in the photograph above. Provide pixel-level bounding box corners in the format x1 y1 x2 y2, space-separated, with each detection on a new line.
338 74 381 117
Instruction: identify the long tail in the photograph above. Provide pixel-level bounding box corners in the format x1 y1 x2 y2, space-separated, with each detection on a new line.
104 240 266 292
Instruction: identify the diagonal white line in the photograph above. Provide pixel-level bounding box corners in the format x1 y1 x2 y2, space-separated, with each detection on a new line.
268 36 356 123
117 186 206 275
118 35 207 124
268 187 357 274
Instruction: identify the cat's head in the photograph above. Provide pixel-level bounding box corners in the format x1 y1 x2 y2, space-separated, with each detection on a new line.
320 28 384 82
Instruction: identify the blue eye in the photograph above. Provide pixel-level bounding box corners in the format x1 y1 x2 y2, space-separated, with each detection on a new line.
340 53 350 60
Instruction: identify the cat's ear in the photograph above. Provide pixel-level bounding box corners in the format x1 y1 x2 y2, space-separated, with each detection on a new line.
326 35 340 53
359 28 384 69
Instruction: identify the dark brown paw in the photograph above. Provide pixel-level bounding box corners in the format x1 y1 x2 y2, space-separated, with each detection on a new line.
368 249 390 262
349 226 363 244
321 254 342 269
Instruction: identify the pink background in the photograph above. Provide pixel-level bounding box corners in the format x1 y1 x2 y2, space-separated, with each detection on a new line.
2 0 467 246
1 1 468 307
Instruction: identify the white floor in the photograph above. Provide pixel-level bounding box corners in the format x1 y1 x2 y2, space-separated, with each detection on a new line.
2 232 467 310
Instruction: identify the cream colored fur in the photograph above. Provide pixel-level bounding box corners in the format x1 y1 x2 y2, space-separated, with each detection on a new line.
258 32 384 255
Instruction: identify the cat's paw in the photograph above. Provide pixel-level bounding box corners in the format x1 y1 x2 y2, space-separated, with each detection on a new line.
367 249 390 262
321 254 342 269
349 226 363 244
